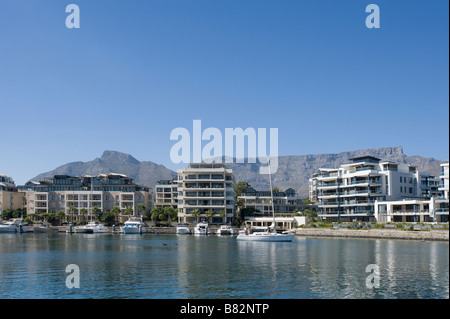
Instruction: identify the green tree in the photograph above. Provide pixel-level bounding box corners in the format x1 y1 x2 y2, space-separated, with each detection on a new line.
124 206 134 216
191 209 200 223
56 211 66 225
92 206 101 220
219 209 227 224
302 197 313 205
163 206 177 224
111 206 121 224
137 204 146 216
67 206 75 224
151 207 165 224
100 210 116 225
235 181 252 198
205 210 215 224
80 208 88 223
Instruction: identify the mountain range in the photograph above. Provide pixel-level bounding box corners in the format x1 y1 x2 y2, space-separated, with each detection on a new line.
30 147 446 197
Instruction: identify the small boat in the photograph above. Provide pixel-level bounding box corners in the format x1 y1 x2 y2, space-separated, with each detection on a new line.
76 221 110 234
0 219 32 233
236 158 295 242
120 217 146 234
33 223 59 233
176 223 191 235
236 225 295 242
194 221 210 235
217 225 235 236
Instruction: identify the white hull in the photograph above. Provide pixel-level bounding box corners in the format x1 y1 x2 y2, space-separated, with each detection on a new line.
217 226 235 236
0 220 32 233
194 222 210 235
236 232 295 242
120 226 146 234
176 227 191 235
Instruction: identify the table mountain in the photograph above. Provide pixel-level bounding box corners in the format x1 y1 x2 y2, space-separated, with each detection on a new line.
29 147 445 197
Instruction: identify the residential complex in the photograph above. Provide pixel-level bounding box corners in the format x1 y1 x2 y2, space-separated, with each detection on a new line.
238 187 317 216
176 163 236 224
0 174 24 214
1 157 448 226
154 179 178 209
309 156 449 223
21 173 152 221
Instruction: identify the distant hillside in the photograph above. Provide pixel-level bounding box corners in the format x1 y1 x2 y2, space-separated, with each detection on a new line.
30 150 176 188
30 147 445 197
224 146 445 197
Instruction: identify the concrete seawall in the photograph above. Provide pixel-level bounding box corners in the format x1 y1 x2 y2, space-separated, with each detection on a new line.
293 228 449 241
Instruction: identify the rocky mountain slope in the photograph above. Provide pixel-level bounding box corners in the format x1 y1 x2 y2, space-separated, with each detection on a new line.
30 147 445 197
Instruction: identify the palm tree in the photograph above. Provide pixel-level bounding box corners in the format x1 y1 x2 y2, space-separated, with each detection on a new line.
124 206 133 216
56 211 66 226
111 206 121 225
191 209 200 224
80 208 88 224
137 204 146 217
205 210 215 224
92 206 101 220
67 206 75 224
163 206 177 224
219 209 227 224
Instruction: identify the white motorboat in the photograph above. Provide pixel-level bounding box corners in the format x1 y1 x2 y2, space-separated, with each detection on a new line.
176 223 191 235
217 225 235 236
194 221 210 235
236 158 295 242
0 219 32 233
76 221 109 234
120 217 146 234
34 222 59 233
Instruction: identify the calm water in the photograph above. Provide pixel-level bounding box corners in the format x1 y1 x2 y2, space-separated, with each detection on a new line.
0 233 448 299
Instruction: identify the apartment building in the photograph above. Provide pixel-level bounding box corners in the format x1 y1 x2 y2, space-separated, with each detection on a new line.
238 187 316 216
309 156 423 222
24 173 152 220
154 179 178 209
176 163 236 224
0 173 24 214
435 162 449 222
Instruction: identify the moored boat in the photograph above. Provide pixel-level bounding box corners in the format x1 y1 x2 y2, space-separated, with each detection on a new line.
33 223 59 233
0 219 32 233
176 223 191 235
120 217 146 234
194 221 210 235
217 225 235 236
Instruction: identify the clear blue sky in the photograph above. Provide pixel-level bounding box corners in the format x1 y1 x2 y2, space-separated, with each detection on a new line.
0 0 448 185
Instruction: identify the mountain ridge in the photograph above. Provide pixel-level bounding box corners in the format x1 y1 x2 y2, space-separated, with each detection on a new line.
30 147 446 197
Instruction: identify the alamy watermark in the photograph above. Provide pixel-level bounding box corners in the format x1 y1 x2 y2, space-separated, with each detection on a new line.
65 264 80 289
170 120 279 174
365 264 380 289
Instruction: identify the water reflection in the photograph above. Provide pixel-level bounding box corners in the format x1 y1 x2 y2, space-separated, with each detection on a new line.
0 233 448 299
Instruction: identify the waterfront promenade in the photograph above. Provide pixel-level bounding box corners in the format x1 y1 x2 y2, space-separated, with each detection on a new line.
43 225 450 241
293 227 449 241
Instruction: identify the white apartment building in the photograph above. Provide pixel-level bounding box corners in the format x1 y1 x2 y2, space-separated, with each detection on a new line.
374 196 447 223
435 162 449 222
309 156 422 222
154 179 178 209
23 174 152 220
238 187 317 216
177 163 235 224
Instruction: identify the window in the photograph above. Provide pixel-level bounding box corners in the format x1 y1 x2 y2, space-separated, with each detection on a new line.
400 186 403 193
409 187 413 194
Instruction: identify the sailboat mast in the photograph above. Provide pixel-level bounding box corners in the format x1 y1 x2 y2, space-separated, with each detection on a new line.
268 158 276 227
